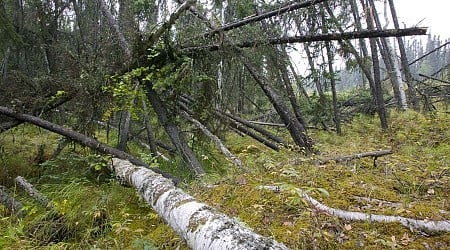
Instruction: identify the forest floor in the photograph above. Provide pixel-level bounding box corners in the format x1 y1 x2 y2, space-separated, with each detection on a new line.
0 109 449 249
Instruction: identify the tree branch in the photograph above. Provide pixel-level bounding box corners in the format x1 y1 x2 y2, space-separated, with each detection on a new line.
259 185 450 232
318 149 393 164
183 28 428 52
0 106 180 184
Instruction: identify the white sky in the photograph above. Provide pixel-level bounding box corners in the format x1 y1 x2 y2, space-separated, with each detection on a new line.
395 0 450 39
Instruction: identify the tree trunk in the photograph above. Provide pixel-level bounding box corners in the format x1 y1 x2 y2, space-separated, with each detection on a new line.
0 106 179 183
241 54 313 152
0 185 24 217
363 0 388 130
180 111 246 170
387 0 419 110
320 8 341 134
368 0 407 111
110 158 289 250
144 84 205 175
141 99 158 157
117 110 131 151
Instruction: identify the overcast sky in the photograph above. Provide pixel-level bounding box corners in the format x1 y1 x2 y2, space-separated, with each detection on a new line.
395 0 450 39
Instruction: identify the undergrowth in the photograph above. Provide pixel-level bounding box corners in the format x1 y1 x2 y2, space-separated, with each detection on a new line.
0 109 449 249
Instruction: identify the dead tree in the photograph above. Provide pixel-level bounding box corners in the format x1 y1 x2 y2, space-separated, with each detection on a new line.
0 185 24 217
180 111 246 170
111 158 289 249
0 106 180 183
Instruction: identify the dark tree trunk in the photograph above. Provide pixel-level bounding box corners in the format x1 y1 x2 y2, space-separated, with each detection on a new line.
320 8 341 134
363 0 388 130
0 106 179 183
117 110 131 151
144 84 205 175
141 99 158 157
241 54 313 152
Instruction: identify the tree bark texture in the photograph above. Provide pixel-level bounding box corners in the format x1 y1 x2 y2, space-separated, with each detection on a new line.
15 176 52 209
145 84 205 175
111 158 289 250
0 185 24 217
0 106 179 183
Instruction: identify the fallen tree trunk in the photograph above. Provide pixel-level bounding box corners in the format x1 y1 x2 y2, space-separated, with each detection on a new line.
15 176 52 209
180 111 247 170
111 158 288 249
260 185 450 233
223 112 286 145
0 185 25 217
200 0 328 37
318 149 393 164
183 28 427 53
0 93 73 133
0 106 179 184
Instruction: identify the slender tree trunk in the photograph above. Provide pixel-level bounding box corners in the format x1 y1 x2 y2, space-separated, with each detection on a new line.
98 0 132 61
387 0 419 110
368 0 407 110
320 7 341 134
241 54 313 152
145 84 205 175
180 111 245 170
117 110 131 151
363 0 388 130
141 99 158 157
0 106 179 183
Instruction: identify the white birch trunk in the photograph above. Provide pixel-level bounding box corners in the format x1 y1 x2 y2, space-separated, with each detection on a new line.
259 185 450 233
111 158 288 250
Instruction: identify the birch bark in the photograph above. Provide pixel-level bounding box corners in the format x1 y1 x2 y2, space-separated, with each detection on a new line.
111 158 288 250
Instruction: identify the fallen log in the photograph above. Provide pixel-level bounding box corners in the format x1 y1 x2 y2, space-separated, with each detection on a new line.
0 185 25 217
0 106 179 184
180 111 247 170
183 28 428 53
0 93 73 133
15 176 53 209
318 149 393 165
259 185 450 233
110 158 288 249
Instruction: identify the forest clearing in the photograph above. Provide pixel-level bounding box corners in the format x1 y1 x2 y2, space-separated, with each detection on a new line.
1 0 449 249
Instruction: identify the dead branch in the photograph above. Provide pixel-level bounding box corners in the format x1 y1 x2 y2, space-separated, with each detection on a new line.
15 176 53 210
318 149 393 164
0 106 180 184
259 185 450 232
0 185 25 217
200 0 329 37
419 74 450 84
180 111 247 170
183 28 427 52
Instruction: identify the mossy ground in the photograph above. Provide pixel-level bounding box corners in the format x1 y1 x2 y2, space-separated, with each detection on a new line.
0 109 449 249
